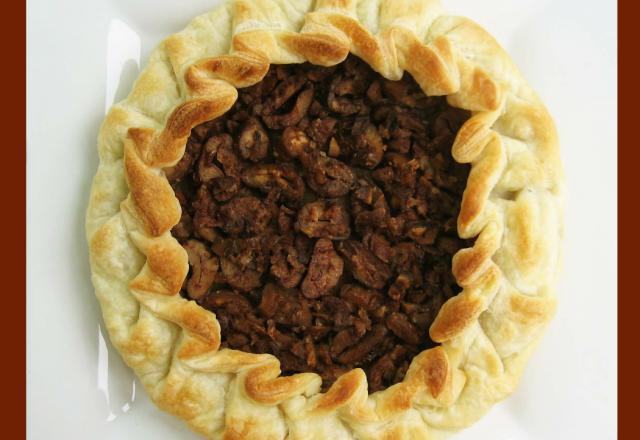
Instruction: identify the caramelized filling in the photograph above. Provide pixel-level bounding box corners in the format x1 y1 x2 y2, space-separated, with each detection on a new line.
167 55 472 392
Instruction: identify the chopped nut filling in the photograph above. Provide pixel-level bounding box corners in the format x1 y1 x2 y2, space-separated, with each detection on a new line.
168 55 472 392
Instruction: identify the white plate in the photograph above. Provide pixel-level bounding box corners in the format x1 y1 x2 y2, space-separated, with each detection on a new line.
27 0 617 438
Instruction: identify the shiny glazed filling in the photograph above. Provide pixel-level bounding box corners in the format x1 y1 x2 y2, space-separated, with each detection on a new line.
167 55 472 392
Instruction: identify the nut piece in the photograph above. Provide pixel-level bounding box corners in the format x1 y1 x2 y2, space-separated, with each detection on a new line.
386 312 422 345
183 240 221 300
301 238 344 299
351 119 386 169
270 234 306 288
237 117 269 162
217 196 272 237
337 240 392 289
199 290 252 316
297 199 351 240
216 136 243 179
301 150 355 198
264 75 306 112
307 118 337 146
388 273 411 301
242 163 305 205
330 328 361 357
339 284 384 311
197 134 230 183
209 176 240 202
405 221 438 245
328 76 363 115
192 185 219 242
351 179 390 233
259 283 312 327
218 237 267 292
282 126 313 158
336 325 388 365
364 232 394 263
165 139 201 183
328 137 341 157
263 83 314 129
368 345 410 392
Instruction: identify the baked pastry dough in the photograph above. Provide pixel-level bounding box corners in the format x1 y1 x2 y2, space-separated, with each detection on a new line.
86 0 563 438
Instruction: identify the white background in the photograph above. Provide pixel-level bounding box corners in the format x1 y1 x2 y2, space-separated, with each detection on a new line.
27 0 617 438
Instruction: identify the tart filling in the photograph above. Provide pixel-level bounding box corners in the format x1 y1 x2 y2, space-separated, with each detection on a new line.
167 55 471 392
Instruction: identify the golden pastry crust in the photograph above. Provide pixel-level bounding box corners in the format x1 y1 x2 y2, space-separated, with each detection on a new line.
86 0 563 438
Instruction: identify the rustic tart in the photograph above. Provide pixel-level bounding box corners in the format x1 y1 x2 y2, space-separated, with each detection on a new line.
86 0 563 438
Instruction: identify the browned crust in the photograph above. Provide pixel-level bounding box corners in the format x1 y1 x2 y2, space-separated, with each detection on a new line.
326 14 387 69
456 133 504 232
178 302 221 346
430 294 484 343
189 53 270 89
282 32 350 66
128 235 188 295
243 363 320 405
124 143 181 237
452 223 501 286
311 369 363 413
394 32 459 96
408 347 449 398
430 265 500 342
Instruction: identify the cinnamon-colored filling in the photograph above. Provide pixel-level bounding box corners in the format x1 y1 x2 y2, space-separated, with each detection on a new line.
167 55 471 392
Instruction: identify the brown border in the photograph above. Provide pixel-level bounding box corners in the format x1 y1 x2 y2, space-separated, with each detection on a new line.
619 0 631 438
15 1 624 438
4 0 25 436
